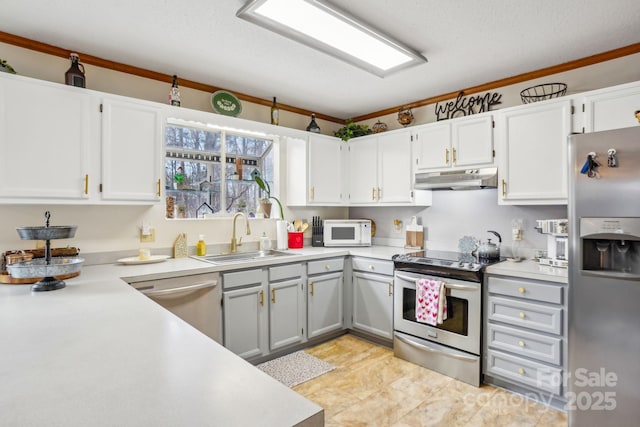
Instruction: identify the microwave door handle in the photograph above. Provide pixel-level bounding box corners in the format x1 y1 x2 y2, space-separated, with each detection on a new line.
395 274 476 292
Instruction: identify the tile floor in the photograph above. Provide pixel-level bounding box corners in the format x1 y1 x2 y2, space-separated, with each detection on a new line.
293 335 568 427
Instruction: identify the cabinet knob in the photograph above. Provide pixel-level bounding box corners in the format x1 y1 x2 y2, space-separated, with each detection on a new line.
519 311 526 319
325 264 330 270
368 265 374 270
518 287 526 294
518 368 525 375
518 340 525 347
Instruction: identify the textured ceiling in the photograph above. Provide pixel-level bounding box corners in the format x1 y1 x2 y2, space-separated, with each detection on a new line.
1 0 640 119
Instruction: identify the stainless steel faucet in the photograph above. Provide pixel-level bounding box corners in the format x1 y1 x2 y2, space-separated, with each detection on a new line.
230 212 251 253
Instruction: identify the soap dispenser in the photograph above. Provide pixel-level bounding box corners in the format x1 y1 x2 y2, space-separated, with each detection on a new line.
259 232 271 251
196 235 207 256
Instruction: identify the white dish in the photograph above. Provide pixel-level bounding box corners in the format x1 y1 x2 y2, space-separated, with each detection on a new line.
117 255 170 265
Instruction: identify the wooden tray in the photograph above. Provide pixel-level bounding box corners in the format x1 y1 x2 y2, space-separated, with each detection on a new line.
0 270 81 285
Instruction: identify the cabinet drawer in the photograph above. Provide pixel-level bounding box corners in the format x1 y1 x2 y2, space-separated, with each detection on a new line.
223 268 264 290
308 257 344 275
486 349 562 395
488 296 562 334
487 323 562 365
351 257 394 276
488 276 563 304
269 263 303 282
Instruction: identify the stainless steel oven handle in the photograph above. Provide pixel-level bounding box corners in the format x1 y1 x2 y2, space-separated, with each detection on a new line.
141 280 218 297
395 333 477 362
395 274 477 291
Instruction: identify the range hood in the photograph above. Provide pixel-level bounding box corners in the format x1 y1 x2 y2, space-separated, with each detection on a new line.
414 168 498 190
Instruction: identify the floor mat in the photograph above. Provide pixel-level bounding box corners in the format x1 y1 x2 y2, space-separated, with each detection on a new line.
257 350 336 388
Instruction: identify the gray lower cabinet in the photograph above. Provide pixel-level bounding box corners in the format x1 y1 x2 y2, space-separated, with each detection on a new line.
268 263 305 351
307 257 344 339
222 268 268 359
484 274 567 403
351 257 394 340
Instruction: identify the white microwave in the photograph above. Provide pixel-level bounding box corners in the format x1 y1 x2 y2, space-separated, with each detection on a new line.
323 219 372 247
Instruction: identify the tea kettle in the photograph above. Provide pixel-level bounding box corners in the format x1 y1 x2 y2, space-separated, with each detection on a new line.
476 230 502 259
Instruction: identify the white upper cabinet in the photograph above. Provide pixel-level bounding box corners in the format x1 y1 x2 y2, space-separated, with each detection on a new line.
582 80 640 133
413 113 494 172
497 98 573 205
308 133 344 205
0 73 92 202
100 96 163 202
348 130 431 206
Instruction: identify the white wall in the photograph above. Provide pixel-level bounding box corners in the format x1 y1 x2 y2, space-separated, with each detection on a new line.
350 191 567 257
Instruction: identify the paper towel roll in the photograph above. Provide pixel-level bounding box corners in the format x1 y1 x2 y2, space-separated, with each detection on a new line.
276 220 288 250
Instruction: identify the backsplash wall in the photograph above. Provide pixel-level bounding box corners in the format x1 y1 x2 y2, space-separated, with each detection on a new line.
350 189 567 256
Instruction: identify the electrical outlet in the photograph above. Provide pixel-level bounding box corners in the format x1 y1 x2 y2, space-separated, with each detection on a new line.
140 228 155 243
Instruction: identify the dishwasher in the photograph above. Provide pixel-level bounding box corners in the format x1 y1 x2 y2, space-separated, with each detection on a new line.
130 273 222 344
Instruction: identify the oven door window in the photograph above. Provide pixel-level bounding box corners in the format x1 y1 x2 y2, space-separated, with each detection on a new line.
402 287 468 335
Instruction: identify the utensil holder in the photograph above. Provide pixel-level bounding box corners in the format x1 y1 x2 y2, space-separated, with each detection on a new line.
288 232 303 249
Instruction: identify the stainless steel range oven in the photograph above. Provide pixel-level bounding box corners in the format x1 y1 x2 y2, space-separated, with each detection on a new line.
392 251 502 386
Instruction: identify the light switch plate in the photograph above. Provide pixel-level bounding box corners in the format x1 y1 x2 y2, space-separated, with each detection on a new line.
140 228 155 242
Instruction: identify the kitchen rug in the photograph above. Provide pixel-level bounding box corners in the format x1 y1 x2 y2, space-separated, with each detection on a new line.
257 350 335 388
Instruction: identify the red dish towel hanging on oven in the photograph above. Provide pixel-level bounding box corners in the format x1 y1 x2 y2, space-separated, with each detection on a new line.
415 279 448 326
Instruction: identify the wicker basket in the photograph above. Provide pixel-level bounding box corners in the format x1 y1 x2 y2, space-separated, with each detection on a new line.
520 83 567 104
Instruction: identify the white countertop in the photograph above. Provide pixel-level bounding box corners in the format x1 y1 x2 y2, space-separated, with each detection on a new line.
0 245 403 426
485 258 568 283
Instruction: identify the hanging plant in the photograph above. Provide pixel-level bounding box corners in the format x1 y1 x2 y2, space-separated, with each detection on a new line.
334 120 372 141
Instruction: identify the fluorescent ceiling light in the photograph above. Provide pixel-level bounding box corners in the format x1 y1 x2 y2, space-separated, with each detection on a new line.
237 0 427 77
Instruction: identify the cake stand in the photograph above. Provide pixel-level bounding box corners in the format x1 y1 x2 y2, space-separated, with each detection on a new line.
7 211 84 292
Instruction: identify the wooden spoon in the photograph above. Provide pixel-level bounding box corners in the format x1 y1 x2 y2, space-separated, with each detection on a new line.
300 223 309 233
293 219 302 231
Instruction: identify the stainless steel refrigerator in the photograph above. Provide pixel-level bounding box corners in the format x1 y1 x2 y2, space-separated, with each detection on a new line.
568 126 640 426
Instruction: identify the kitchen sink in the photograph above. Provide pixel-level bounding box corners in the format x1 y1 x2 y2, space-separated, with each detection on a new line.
192 250 294 265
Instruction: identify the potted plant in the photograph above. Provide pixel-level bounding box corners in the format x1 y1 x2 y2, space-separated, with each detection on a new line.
334 119 373 141
254 176 284 219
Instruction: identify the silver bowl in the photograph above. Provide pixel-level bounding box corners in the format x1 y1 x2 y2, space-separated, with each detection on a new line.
16 226 77 240
7 257 84 278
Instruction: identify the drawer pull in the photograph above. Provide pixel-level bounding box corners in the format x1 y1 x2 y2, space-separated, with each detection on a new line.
260 290 264 306
518 340 525 347
325 264 330 270
271 288 276 303
518 287 526 294
368 265 374 270
518 368 525 375
519 312 526 319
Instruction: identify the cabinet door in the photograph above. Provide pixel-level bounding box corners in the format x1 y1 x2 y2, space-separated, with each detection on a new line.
308 134 343 204
0 74 91 200
101 97 162 201
269 278 304 350
223 285 267 359
583 82 640 132
352 272 393 339
498 99 572 205
348 135 378 204
308 272 344 338
413 122 451 171
378 130 413 203
452 115 494 167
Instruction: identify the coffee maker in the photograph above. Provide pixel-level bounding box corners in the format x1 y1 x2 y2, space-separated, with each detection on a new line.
535 219 568 268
